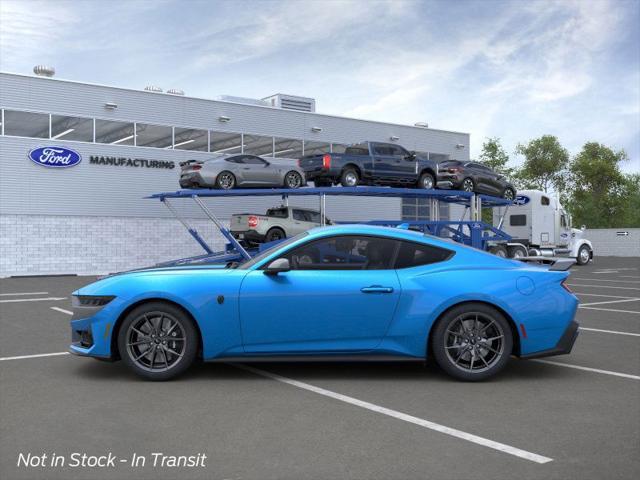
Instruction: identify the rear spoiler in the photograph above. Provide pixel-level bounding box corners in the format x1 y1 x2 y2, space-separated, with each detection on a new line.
517 256 575 271
179 159 202 167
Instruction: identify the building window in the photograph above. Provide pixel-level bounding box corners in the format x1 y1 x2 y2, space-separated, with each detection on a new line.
210 131 243 154
135 123 173 149
304 140 331 156
173 127 208 151
95 119 135 145
3 110 49 138
51 114 94 142
244 134 274 156
273 137 303 159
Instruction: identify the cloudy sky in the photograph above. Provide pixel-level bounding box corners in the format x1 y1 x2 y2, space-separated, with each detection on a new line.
1 0 638 171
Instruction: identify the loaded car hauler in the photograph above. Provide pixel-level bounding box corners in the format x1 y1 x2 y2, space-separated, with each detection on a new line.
491 190 593 265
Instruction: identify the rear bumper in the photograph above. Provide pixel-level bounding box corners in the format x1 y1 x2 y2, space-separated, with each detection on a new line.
520 320 580 359
303 167 339 181
231 230 265 243
179 172 210 188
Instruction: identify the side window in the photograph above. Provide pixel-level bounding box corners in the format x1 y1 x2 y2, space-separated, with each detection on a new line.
373 145 392 155
389 145 408 157
394 241 453 269
277 235 399 270
541 196 550 206
561 215 567 228
307 211 321 223
226 156 244 164
292 210 307 221
244 155 267 165
510 215 527 226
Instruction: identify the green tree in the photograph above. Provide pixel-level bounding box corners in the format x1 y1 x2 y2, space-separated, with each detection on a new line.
566 142 636 228
515 135 569 193
479 137 513 176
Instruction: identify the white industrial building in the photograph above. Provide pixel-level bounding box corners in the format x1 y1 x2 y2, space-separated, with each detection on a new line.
0 69 470 276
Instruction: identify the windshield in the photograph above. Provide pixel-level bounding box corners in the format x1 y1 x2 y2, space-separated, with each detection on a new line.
237 232 309 270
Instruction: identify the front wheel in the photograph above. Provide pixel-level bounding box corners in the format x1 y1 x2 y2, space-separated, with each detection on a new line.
117 302 199 381
417 172 435 189
431 303 513 381
576 245 591 265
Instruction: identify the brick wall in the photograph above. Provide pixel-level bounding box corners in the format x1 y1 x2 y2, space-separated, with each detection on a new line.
0 215 229 277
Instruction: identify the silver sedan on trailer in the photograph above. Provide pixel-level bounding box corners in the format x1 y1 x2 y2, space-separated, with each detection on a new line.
179 154 306 189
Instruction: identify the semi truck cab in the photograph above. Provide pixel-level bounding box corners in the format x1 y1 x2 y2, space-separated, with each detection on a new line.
492 189 594 265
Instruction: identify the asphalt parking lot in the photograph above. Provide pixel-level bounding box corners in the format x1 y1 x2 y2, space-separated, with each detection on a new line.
1 257 639 480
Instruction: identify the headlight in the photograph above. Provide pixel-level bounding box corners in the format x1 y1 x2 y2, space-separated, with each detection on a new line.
72 295 115 307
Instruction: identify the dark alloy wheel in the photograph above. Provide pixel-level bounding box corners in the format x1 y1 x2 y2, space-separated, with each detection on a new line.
216 171 236 190
117 302 198 381
432 303 513 381
418 172 435 190
503 188 515 200
461 178 475 192
284 171 303 189
340 168 359 187
265 228 286 243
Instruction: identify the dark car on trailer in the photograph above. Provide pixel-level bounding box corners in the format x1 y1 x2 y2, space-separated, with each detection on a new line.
437 160 516 199
298 141 441 189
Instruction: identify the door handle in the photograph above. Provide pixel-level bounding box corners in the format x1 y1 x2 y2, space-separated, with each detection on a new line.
361 286 394 293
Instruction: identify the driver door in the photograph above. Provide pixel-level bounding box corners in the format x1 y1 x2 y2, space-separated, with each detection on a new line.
239 235 401 353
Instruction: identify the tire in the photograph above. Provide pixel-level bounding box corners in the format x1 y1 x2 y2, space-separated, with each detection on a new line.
503 187 515 201
265 227 286 243
417 172 435 190
117 301 198 381
507 245 527 259
576 244 591 265
284 171 303 189
340 168 359 187
461 177 475 192
489 245 508 258
216 171 236 190
431 303 513 381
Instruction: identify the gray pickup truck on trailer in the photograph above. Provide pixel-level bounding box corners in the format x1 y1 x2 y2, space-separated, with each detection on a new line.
298 141 442 189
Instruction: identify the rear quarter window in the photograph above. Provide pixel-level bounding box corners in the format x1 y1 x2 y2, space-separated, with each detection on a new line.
394 241 453 269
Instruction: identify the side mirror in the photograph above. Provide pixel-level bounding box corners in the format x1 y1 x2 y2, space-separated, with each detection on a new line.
581 225 586 231
405 151 416 160
263 258 290 275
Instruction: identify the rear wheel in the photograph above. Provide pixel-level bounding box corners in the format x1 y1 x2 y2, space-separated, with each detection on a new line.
117 302 198 381
489 245 508 258
216 171 236 189
418 172 435 189
265 227 286 243
432 303 513 381
340 168 359 187
507 245 527 259
284 171 303 189
503 187 515 201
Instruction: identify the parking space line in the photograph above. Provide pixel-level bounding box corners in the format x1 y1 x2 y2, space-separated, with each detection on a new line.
51 307 73 315
574 293 638 299
0 352 69 362
619 275 640 279
568 284 640 291
580 327 640 337
0 297 67 303
0 291 49 296
233 364 553 464
532 360 640 380
580 298 640 307
572 278 640 284
579 306 640 314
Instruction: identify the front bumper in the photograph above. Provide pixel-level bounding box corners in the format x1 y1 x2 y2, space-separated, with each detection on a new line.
520 320 580 359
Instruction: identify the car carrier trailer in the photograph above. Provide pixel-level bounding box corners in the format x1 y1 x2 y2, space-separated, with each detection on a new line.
147 186 514 266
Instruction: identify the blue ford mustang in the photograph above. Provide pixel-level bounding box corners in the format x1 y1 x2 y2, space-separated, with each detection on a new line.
69 225 579 381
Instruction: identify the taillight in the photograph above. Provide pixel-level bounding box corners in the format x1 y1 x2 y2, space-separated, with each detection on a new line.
561 279 573 294
448 167 460 173
322 154 331 169
192 165 202 171
248 216 259 228
297 159 301 167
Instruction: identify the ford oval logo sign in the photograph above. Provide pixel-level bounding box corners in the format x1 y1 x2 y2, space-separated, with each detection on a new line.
28 146 82 168
514 195 530 206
